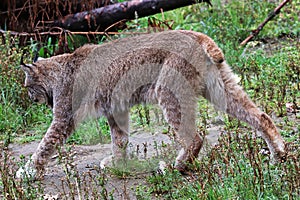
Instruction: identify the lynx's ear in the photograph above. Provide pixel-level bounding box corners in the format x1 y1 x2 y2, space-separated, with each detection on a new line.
32 51 45 63
20 63 34 74
20 52 35 74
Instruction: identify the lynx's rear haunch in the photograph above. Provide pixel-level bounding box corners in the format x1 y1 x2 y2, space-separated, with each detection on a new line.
17 30 286 179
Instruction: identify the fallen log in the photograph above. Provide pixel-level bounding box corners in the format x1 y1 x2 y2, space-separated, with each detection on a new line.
54 0 211 32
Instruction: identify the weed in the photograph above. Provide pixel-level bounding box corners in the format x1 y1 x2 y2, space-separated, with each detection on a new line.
0 149 43 199
68 117 111 145
239 44 300 116
0 0 299 199
0 34 52 143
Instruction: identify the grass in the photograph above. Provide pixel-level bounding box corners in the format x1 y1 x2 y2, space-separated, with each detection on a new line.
0 0 299 199
68 117 111 145
135 128 300 199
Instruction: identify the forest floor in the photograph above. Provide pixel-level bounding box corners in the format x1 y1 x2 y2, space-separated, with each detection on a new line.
9 125 223 199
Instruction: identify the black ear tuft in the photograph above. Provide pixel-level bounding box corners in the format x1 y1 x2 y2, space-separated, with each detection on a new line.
20 50 26 66
33 49 40 63
33 54 38 63
20 51 33 73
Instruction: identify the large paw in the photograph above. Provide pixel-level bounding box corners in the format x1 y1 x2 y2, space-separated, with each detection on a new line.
268 141 287 164
16 159 37 180
100 155 130 170
156 161 167 174
100 155 114 169
271 150 287 164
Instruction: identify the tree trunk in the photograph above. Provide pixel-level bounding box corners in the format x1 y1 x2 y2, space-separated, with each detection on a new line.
54 0 211 32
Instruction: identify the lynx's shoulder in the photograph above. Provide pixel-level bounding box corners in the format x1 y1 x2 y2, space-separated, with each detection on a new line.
73 44 97 57
178 30 225 65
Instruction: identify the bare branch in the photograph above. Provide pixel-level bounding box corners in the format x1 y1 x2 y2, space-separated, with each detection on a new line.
53 0 211 32
240 0 291 46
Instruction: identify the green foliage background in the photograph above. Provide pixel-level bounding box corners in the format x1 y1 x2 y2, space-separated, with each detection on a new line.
0 0 299 199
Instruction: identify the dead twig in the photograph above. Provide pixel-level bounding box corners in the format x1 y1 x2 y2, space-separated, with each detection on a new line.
0 29 149 37
240 0 291 46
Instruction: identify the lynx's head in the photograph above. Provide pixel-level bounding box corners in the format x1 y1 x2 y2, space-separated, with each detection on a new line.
20 56 54 108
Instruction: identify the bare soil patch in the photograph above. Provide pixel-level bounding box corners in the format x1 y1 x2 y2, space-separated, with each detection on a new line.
8 128 221 199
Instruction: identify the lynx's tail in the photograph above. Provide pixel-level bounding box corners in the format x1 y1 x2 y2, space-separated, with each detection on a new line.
194 31 238 111
179 30 225 66
198 34 225 66
200 36 242 113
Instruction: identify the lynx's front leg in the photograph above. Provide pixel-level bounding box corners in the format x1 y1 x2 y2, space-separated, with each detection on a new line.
17 111 75 179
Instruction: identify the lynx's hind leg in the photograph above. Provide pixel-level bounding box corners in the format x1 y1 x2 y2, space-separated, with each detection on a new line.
155 86 203 172
207 63 286 161
106 111 129 167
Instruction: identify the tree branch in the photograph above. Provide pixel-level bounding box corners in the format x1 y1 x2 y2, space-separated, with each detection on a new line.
53 0 211 32
240 0 291 46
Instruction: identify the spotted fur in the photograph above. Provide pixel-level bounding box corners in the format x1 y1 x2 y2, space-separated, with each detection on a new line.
18 30 286 179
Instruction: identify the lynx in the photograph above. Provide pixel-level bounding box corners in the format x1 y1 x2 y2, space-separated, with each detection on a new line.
17 30 286 179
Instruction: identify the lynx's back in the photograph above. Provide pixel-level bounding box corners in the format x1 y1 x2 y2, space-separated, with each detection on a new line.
18 30 285 180
70 31 225 119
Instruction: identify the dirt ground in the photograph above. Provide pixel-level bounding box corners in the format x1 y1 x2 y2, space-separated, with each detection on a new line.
6 108 299 200
7 106 299 199
6 106 299 200
8 126 222 200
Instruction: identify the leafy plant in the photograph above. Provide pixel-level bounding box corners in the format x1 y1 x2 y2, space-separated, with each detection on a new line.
0 0 299 199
